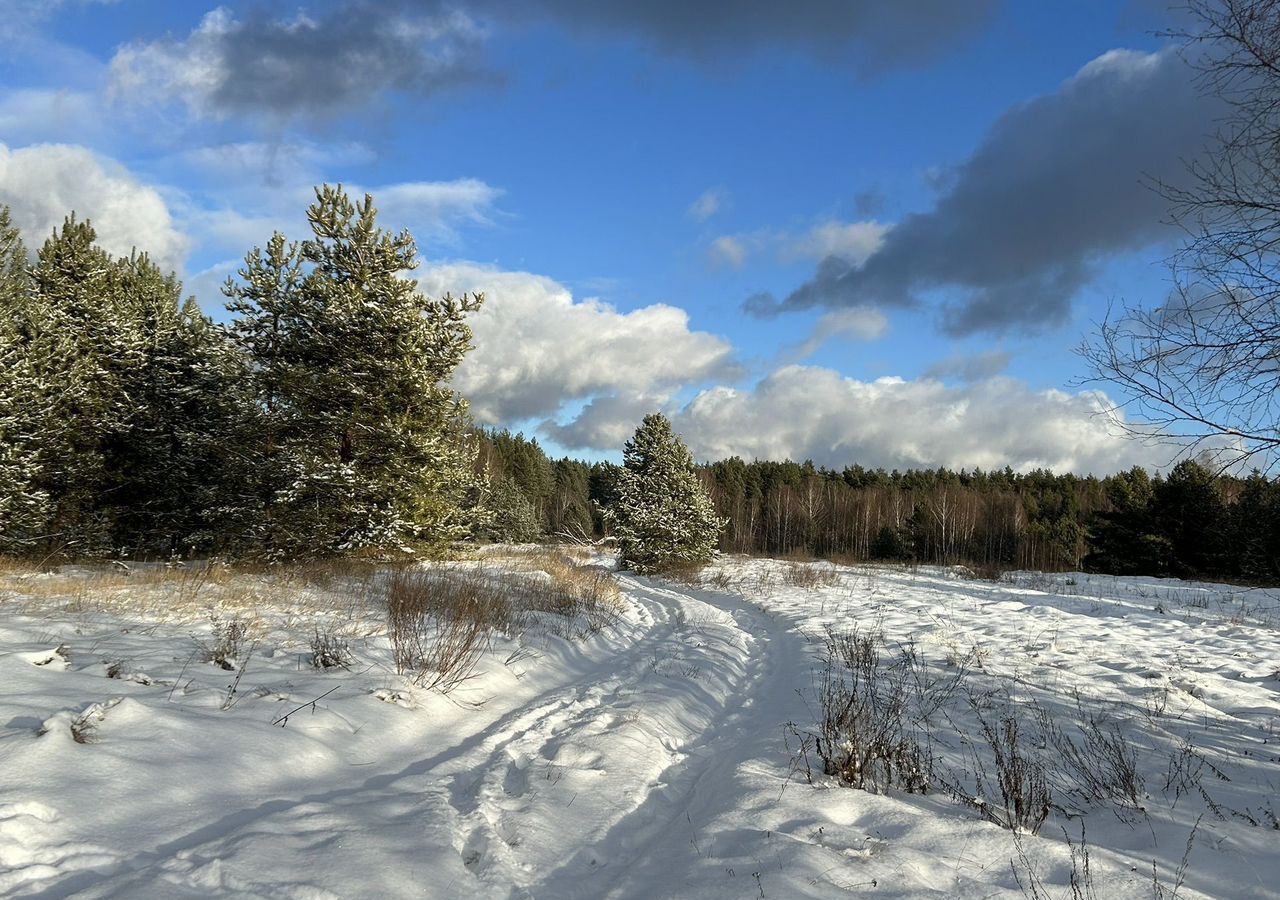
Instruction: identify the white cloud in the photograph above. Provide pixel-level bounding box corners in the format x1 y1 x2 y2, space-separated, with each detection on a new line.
373 178 503 238
708 235 748 269
0 142 188 271
671 365 1167 474
417 263 738 425
108 8 230 118
782 219 890 263
688 187 727 222
709 218 888 269
790 306 889 359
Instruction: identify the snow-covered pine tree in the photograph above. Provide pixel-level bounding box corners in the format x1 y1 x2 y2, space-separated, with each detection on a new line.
478 475 543 543
25 215 129 556
105 253 248 555
225 185 483 557
0 207 48 554
0 213 242 558
607 413 724 574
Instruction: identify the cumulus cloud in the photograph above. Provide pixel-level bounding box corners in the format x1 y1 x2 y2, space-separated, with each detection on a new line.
671 365 1166 474
541 391 668 451
923 349 1013 382
0 142 188 270
751 48 1218 334
416 263 738 425
509 0 997 71
108 4 492 123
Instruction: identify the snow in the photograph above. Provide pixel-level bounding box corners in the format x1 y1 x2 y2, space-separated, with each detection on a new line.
0 554 1277 898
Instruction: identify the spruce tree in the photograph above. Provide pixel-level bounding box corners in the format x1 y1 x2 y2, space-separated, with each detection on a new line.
478 476 543 543
225 185 483 557
608 413 723 574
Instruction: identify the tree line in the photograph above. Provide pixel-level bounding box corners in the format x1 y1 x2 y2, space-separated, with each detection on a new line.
481 429 1278 583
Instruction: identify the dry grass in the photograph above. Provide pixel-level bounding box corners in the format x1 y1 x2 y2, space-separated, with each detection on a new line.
386 547 625 693
3 546 626 698
782 560 842 589
478 546 624 629
0 557 384 624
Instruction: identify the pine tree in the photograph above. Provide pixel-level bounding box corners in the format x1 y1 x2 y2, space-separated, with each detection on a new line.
1153 459 1227 577
607 413 723 574
1086 466 1169 575
105 253 247 555
0 211 246 558
1229 472 1279 581
24 216 130 556
224 185 483 557
0 207 48 554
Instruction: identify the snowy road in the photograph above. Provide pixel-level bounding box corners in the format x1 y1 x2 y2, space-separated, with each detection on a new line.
1 569 821 899
3 558 1278 898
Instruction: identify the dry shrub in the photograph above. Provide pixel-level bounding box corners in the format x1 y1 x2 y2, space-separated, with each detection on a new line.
783 560 841 589
968 561 1008 582
203 614 252 670
953 707 1052 835
1051 708 1146 816
703 566 735 591
649 558 708 585
310 625 353 670
808 626 934 794
529 570 621 629
387 568 507 693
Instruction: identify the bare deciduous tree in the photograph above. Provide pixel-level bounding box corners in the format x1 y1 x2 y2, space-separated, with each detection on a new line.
1086 0 1280 468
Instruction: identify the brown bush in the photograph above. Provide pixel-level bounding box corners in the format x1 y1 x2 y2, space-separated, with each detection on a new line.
386 568 510 693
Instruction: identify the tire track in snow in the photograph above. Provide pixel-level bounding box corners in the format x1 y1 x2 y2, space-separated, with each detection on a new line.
526 578 810 899
15 580 687 898
440 576 768 892
15 573 810 900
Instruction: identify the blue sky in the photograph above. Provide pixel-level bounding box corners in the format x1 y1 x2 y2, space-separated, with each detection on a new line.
0 1 1204 473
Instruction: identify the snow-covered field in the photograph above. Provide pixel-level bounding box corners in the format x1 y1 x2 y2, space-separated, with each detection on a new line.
1 552 1277 899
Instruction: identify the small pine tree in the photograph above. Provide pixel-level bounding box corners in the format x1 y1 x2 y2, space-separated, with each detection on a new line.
479 476 543 543
607 413 723 574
